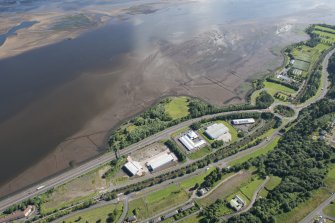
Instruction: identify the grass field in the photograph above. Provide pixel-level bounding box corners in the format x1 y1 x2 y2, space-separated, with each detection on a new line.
264 81 297 96
165 97 190 120
40 168 107 214
264 175 282 190
239 177 265 200
187 146 211 160
324 203 335 218
228 136 280 166
56 203 123 223
127 185 189 220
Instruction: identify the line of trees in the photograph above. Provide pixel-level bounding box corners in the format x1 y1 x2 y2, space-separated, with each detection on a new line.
165 139 186 162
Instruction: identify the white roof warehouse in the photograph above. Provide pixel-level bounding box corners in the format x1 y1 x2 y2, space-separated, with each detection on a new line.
178 130 206 151
205 123 229 139
147 153 175 171
231 118 255 125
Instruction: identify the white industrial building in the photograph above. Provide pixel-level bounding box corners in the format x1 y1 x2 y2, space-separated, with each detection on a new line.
178 130 206 151
146 152 175 171
205 123 231 142
123 158 144 176
231 118 255 125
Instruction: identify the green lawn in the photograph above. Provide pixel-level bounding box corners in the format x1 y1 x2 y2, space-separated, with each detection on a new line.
239 177 265 200
264 81 297 96
228 136 280 166
324 203 335 218
165 97 190 120
265 175 282 191
187 147 211 160
56 203 123 223
127 185 190 220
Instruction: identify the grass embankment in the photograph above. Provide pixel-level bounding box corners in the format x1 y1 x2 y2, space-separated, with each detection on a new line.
228 136 280 167
56 203 123 223
165 97 190 120
259 175 282 198
276 163 335 223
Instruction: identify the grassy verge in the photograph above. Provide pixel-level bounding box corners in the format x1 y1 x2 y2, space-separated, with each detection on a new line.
187 147 211 160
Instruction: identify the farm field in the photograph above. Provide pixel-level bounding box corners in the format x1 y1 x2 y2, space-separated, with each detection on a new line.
56 203 123 223
165 97 190 120
293 59 310 71
127 185 190 220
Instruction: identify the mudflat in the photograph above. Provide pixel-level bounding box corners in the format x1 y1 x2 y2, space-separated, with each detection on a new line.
1 0 335 198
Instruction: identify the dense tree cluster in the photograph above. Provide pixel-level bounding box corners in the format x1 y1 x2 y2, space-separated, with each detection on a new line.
256 91 274 109
300 68 322 102
327 53 335 98
201 168 222 188
274 105 295 117
224 99 335 223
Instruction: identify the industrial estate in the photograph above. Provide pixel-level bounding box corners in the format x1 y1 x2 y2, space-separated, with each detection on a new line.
1 24 335 223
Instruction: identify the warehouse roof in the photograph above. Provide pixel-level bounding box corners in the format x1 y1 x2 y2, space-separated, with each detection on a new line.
124 160 142 176
205 123 229 139
232 118 255 125
147 153 175 171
